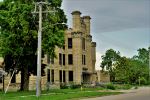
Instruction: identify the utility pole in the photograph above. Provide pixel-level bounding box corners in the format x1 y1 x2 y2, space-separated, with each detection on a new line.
36 2 42 97
148 31 150 83
149 47 150 82
32 1 55 97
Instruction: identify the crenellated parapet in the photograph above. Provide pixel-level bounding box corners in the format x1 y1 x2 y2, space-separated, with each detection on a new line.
91 42 96 47
86 35 92 42
71 31 83 38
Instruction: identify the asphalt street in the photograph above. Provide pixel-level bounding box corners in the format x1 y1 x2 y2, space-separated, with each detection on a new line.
81 87 150 100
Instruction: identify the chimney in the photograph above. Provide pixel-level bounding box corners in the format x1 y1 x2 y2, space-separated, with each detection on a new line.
71 11 81 31
83 16 91 35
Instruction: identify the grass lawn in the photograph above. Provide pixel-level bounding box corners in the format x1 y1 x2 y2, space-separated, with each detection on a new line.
0 88 121 100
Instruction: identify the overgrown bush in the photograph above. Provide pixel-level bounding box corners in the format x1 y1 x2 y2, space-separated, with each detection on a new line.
106 84 116 90
139 77 148 85
147 80 150 85
61 83 81 89
69 84 81 89
60 84 68 89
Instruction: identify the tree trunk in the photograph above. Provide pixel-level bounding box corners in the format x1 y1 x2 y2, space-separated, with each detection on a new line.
20 66 29 91
110 75 115 82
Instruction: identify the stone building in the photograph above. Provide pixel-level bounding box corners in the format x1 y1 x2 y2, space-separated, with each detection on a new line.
44 11 97 86
0 11 99 91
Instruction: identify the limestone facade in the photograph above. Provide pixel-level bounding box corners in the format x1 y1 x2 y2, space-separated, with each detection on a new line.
44 11 97 86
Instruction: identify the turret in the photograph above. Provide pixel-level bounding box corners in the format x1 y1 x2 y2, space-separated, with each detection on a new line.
71 11 81 31
83 16 91 35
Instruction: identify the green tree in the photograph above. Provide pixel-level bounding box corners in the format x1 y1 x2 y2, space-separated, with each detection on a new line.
133 47 149 64
114 47 149 84
114 57 130 83
0 0 67 91
100 49 120 82
115 57 148 84
133 47 149 83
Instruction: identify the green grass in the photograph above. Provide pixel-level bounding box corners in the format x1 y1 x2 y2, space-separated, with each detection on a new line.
0 88 121 100
114 84 132 90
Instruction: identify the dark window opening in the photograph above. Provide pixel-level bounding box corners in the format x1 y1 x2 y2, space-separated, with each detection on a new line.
84 55 86 65
47 69 50 82
68 54 73 65
63 71 66 82
59 70 62 82
68 38 72 49
63 45 65 50
11 73 16 83
82 38 85 50
47 54 50 64
82 55 86 65
63 54 65 65
82 55 83 65
59 53 62 65
0 77 2 83
51 70 54 82
69 71 73 81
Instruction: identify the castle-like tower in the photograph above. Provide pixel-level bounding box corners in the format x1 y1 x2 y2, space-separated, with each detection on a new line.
45 11 96 86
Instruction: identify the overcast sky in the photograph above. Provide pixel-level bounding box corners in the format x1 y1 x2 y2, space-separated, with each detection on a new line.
0 0 149 70
62 0 150 70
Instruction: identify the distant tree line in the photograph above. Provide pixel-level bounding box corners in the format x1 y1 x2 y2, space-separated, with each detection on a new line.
101 47 150 85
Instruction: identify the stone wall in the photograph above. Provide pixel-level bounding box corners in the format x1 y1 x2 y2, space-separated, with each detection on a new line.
97 70 110 83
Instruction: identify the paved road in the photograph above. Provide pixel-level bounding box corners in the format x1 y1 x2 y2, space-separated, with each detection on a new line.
81 87 150 100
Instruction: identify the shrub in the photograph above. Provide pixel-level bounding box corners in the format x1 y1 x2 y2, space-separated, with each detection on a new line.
147 80 150 85
70 84 81 89
134 86 138 89
106 84 116 90
139 77 148 85
60 84 68 89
